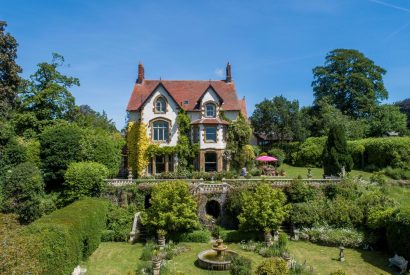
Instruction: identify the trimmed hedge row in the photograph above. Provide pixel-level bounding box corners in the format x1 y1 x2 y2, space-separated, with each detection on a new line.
25 198 108 275
289 137 410 169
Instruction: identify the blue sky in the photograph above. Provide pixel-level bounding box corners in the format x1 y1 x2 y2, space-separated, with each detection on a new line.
2 0 410 129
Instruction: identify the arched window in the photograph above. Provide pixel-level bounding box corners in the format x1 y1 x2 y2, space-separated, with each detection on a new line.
155 97 166 113
152 120 169 142
205 103 216 117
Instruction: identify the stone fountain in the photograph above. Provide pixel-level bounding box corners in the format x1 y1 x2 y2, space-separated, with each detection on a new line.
197 238 238 271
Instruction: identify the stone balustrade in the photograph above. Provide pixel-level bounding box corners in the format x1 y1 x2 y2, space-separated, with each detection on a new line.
106 178 342 187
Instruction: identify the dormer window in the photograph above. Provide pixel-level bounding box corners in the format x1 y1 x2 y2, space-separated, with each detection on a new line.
155 97 166 113
205 103 216 118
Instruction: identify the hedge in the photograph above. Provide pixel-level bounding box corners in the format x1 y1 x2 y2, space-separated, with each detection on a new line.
386 208 410 260
349 137 410 170
290 137 410 169
25 198 108 275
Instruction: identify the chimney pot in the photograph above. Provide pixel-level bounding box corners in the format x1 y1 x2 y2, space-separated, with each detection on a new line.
137 63 144 84
226 62 232 83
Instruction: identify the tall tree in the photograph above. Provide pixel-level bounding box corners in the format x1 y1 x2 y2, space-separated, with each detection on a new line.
396 98 410 128
20 53 79 121
322 124 353 176
302 98 369 139
312 49 388 118
0 22 22 118
74 105 117 132
250 96 306 143
368 104 407 136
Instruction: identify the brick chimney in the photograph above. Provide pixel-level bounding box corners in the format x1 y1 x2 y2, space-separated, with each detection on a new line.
226 62 232 83
137 63 144 84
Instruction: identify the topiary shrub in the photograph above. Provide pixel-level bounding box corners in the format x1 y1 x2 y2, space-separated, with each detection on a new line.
62 161 109 204
2 162 45 224
169 230 211 243
255 257 288 275
25 198 108 275
322 125 353 176
230 255 252 275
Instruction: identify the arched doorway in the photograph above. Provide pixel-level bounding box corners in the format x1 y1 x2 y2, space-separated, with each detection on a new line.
205 200 221 219
205 152 217 172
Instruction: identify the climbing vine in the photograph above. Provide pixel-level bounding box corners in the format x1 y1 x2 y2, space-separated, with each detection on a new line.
176 109 198 171
226 114 253 170
127 121 150 178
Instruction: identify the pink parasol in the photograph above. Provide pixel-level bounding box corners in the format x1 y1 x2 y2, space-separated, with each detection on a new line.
255 155 278 162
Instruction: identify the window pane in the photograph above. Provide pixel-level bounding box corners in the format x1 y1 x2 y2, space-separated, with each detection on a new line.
206 104 215 117
206 127 217 142
153 120 169 141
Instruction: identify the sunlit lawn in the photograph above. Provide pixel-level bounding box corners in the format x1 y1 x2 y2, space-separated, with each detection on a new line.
268 164 375 180
84 241 393 275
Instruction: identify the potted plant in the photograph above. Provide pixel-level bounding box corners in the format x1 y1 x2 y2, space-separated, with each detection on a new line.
157 229 167 249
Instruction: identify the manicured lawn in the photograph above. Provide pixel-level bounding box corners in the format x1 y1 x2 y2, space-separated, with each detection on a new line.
288 241 390 275
275 164 374 180
386 184 410 211
84 241 393 274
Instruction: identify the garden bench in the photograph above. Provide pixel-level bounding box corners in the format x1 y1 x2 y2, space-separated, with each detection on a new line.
388 254 408 274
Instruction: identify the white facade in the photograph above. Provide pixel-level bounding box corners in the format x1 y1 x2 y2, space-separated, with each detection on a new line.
128 85 242 151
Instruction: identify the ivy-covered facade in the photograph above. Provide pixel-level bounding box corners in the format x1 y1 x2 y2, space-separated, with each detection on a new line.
126 63 248 176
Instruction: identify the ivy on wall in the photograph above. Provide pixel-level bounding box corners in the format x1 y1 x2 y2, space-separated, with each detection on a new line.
226 114 253 169
127 121 150 178
176 109 198 171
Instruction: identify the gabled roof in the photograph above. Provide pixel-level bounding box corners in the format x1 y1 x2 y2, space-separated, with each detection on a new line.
126 80 242 112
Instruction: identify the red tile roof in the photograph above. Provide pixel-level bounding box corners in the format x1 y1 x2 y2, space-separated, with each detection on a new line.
126 80 244 112
191 118 230 125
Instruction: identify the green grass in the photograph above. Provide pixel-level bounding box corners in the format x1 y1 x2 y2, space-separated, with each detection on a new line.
272 164 374 180
84 241 393 275
386 184 410 211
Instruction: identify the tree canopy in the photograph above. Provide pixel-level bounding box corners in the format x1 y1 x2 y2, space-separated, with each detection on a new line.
238 183 288 232
143 181 199 234
312 49 388 118
0 23 22 119
20 53 79 122
250 96 305 143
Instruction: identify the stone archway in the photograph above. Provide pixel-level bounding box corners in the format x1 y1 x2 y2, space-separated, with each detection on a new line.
205 200 221 219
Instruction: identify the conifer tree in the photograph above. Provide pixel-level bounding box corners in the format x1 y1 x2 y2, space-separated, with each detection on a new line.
322 124 353 176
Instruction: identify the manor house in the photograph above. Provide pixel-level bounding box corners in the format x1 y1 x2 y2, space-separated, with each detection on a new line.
126 63 247 175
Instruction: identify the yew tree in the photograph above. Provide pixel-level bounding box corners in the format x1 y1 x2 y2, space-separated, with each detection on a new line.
322 124 353 176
